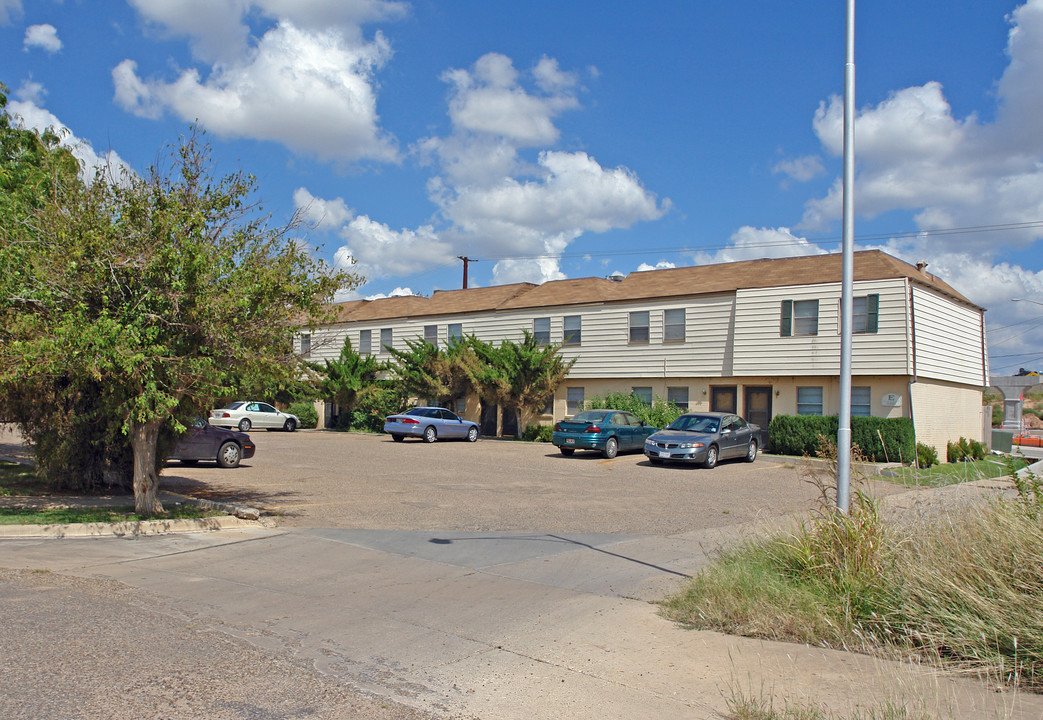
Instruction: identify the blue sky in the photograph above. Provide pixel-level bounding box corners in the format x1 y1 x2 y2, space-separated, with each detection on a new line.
3 0 1043 376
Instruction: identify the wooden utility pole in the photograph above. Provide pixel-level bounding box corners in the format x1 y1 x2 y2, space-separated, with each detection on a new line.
457 256 477 289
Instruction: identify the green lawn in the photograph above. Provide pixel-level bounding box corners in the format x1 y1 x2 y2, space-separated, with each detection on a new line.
0 504 222 525
883 455 1030 487
0 461 54 496
0 461 222 524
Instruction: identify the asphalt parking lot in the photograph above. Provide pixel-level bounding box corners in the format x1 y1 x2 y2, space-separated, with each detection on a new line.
165 430 907 534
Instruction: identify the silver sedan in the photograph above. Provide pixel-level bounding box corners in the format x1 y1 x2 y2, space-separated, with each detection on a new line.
644 412 765 468
384 407 480 443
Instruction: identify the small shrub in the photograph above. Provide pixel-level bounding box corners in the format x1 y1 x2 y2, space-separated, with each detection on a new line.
915 442 938 469
946 436 983 463
583 391 684 428
287 401 318 429
523 424 553 443
968 438 986 460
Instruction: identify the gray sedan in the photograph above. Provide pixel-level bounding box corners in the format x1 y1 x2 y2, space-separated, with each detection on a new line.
643 412 765 468
384 407 480 443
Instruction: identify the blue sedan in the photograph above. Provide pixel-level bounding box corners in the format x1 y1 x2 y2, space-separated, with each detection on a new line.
551 409 657 459
384 407 480 443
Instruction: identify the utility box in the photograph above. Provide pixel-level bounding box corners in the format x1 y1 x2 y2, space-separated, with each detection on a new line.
992 429 1013 453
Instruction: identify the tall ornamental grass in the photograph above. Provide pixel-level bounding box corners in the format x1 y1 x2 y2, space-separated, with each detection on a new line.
662 439 1043 689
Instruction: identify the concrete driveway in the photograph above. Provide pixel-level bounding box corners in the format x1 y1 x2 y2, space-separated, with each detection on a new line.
2 430 1038 719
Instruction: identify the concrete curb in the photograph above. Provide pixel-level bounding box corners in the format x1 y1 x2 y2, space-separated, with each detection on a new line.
0 514 265 539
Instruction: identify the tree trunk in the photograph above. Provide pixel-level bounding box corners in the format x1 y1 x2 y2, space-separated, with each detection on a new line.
513 407 524 439
129 418 164 515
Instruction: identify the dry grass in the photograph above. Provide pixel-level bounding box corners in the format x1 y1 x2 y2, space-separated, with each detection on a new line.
662 439 1043 692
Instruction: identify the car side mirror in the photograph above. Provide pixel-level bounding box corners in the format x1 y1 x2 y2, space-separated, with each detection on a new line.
723 428 732 434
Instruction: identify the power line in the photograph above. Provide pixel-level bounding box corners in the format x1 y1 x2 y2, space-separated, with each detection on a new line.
467 219 1043 263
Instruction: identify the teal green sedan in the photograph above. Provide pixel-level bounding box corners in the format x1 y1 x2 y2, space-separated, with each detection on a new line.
551 409 657 459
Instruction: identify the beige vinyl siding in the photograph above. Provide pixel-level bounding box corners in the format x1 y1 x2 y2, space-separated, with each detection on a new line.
910 380 985 456
310 296 737 380
556 295 734 379
911 286 987 386
732 279 911 377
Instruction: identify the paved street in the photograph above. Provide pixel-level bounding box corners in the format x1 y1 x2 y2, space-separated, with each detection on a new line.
2 430 1041 719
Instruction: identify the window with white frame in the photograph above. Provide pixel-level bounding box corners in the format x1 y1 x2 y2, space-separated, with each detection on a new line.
781 299 819 336
664 308 686 342
851 295 880 334
423 325 437 345
533 317 550 345
359 329 372 355
667 386 689 410
566 387 584 414
300 333 311 358
454 396 467 416
633 386 652 404
629 311 650 343
448 323 463 345
851 386 872 417
563 315 581 346
380 328 393 353
797 386 823 415
541 396 553 415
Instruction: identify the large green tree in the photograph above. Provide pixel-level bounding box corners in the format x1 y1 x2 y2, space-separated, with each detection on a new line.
0 114 356 513
316 336 385 419
386 337 474 409
465 332 575 438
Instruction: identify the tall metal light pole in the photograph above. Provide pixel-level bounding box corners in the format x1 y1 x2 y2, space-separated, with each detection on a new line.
837 0 856 513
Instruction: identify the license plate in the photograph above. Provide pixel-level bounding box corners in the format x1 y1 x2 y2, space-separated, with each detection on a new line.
565 438 575 444
659 451 670 458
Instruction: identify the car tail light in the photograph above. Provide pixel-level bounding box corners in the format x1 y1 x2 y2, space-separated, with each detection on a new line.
584 424 600 433
214 412 230 418
400 418 420 424
553 423 562 431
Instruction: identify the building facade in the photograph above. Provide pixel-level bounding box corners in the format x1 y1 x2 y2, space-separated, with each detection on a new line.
300 251 989 455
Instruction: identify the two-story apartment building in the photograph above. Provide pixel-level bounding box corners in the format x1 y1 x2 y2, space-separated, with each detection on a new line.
300 250 989 455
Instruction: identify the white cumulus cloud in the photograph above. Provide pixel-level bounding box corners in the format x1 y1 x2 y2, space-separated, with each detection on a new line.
116 3 400 164
311 52 668 291
636 260 676 272
23 23 61 53
7 98 134 183
799 1 1043 250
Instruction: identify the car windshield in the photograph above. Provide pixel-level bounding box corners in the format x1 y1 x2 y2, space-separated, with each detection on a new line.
668 415 720 433
569 411 610 423
224 402 245 410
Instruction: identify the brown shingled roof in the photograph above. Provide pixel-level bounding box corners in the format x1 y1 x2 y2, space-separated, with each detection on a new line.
613 250 978 308
324 250 979 324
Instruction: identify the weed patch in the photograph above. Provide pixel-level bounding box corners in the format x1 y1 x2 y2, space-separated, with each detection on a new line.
663 438 1043 690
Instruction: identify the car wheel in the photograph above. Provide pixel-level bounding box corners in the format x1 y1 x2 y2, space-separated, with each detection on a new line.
284 418 297 432
745 440 758 463
238 418 251 432
559 447 575 456
649 457 663 466
602 437 618 459
466 426 479 442
180 459 199 466
423 425 437 443
391 434 404 442
702 444 718 469
217 441 242 468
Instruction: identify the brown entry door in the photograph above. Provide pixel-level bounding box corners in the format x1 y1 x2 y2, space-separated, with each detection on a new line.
744 386 772 431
